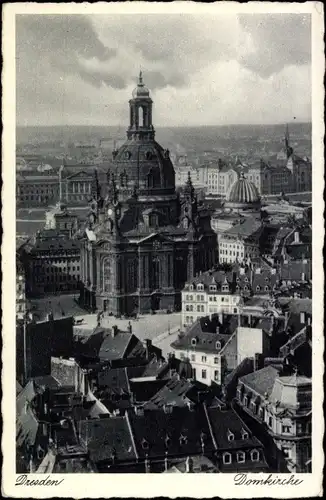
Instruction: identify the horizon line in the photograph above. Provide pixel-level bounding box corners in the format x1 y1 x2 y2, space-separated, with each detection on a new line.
17 121 312 128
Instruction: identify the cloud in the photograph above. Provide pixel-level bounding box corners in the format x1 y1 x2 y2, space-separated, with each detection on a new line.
238 14 311 78
16 15 118 89
15 13 311 126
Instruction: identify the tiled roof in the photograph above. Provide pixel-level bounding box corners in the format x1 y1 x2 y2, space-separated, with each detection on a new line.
144 378 209 410
74 327 140 362
239 366 280 397
225 218 262 239
207 407 263 450
16 381 40 449
129 406 216 459
79 416 137 463
171 316 237 354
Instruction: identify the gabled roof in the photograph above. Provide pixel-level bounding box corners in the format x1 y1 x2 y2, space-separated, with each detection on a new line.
129 406 216 459
206 407 263 450
239 366 280 397
79 415 137 463
171 316 237 354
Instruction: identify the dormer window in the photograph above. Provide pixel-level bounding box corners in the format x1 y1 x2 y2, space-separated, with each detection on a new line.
141 438 149 450
265 286 269 291
189 285 193 291
251 450 260 462
191 338 197 346
179 434 188 445
244 277 249 282
265 277 269 282
227 430 235 442
236 277 240 283
241 429 249 440
222 285 229 292
223 452 232 464
215 341 221 350
237 451 245 463
197 284 204 291
210 285 217 292
256 286 261 291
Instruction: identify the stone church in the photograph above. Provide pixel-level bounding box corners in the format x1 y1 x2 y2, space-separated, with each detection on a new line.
79 73 217 316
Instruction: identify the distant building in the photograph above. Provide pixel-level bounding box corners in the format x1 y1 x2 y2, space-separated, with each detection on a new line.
206 161 239 197
23 229 81 296
236 368 311 473
16 242 28 319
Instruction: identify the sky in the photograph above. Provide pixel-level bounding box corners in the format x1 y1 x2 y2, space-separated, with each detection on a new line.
16 13 311 127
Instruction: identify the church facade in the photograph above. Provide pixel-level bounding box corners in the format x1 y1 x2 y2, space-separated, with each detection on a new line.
79 73 217 316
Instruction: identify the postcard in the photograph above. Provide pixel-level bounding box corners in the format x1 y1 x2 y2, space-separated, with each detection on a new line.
2 2 324 498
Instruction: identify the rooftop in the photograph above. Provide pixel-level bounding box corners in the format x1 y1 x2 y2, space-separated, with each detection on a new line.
239 366 280 397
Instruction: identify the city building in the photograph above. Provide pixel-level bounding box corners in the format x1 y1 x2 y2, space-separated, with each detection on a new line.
23 229 81 296
16 239 28 319
16 316 74 385
206 161 239 197
236 368 311 473
181 270 244 326
175 164 207 190
218 218 263 264
79 73 217 316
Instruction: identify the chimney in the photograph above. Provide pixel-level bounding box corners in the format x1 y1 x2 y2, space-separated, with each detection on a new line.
164 452 169 472
294 231 300 243
143 339 152 359
111 325 118 337
185 456 194 473
300 312 306 324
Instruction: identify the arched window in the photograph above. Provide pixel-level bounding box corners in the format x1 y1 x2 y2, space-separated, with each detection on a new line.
183 217 189 229
139 106 144 127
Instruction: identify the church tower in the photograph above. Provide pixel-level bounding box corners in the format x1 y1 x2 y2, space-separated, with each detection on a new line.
127 71 155 141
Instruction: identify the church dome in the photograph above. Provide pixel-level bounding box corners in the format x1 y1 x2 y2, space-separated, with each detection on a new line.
110 72 176 199
225 173 260 211
132 71 150 99
227 173 260 203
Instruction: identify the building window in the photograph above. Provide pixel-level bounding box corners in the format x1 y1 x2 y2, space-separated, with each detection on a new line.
191 354 196 362
282 425 291 434
216 341 221 350
202 370 207 379
268 416 273 428
241 429 249 440
237 451 245 463
223 453 232 465
256 286 260 292
214 357 219 364
214 370 219 381
191 338 197 346
201 356 207 363
251 450 259 462
227 430 234 442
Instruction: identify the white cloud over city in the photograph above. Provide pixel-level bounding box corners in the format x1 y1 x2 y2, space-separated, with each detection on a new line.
16 13 311 126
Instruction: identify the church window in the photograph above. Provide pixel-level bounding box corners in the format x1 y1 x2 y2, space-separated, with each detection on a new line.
145 151 152 160
139 106 144 127
183 217 189 229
